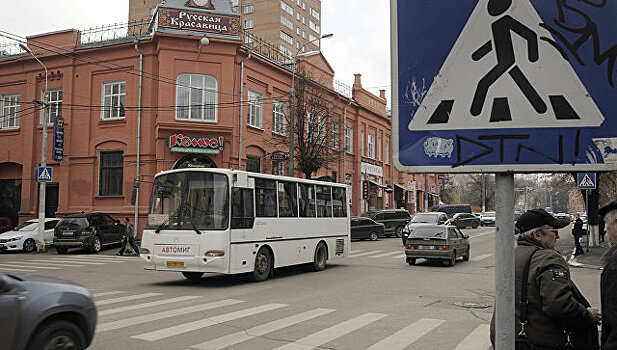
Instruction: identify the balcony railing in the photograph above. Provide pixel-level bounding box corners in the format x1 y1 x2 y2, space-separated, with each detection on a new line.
78 19 152 47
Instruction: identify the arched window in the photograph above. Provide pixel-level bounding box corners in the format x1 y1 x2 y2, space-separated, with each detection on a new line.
176 73 218 122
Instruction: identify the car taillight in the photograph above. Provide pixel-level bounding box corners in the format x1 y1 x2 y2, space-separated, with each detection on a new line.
81 229 91 236
406 244 416 249
380 223 385 228
437 245 449 250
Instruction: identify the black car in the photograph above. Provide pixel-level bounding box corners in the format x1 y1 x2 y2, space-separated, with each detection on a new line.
401 212 449 244
448 213 481 229
351 217 385 241
53 212 125 254
370 209 412 237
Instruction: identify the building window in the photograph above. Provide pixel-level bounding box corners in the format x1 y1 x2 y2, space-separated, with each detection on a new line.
281 15 293 30
247 90 263 128
302 31 306 39
280 0 293 15
1 94 20 129
345 126 353 154
360 130 364 156
310 7 320 20
309 34 319 47
246 155 261 173
385 140 390 164
244 34 254 44
297 12 300 20
377 136 381 161
332 122 339 150
296 27 300 35
309 20 320 34
102 81 126 120
272 99 286 136
176 73 218 122
244 19 254 29
367 134 375 158
280 30 293 45
40 89 62 125
243 4 254 14
279 45 293 58
99 151 123 196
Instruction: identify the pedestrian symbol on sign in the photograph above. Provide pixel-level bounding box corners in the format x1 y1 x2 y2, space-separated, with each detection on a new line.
579 174 595 188
37 166 53 182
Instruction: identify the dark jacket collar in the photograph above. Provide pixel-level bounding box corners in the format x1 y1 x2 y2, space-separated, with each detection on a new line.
517 234 544 249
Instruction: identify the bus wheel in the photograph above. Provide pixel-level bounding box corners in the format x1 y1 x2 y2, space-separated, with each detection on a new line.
312 242 327 272
251 248 272 282
182 272 204 280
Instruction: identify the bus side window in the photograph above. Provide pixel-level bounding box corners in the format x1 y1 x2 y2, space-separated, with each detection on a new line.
255 178 277 217
232 188 254 229
316 186 332 218
278 181 298 217
298 183 316 217
332 187 347 217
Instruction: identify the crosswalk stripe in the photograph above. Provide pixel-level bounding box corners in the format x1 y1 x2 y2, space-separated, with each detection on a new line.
276 312 387 350
348 250 383 258
366 318 444 350
132 303 288 341
47 258 105 265
191 308 336 350
21 261 84 267
93 291 127 298
97 299 244 333
96 293 162 306
391 254 406 259
99 296 201 316
470 254 492 262
64 258 123 263
350 250 364 254
0 267 37 272
368 251 403 258
0 263 62 270
67 254 133 259
27 259 92 265
454 324 491 350
58 255 127 262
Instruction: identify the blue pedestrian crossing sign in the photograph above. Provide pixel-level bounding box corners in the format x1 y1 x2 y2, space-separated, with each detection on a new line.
577 172 596 190
37 166 52 182
391 0 617 173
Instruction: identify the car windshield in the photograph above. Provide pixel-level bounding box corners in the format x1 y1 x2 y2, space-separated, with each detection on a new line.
410 213 439 224
14 221 37 231
148 171 229 230
59 217 89 227
410 227 446 238
483 212 495 217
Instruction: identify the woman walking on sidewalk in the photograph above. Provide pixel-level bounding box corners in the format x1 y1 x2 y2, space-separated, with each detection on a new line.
599 200 617 350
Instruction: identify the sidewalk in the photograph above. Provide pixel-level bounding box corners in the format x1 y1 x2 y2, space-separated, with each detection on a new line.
557 225 608 269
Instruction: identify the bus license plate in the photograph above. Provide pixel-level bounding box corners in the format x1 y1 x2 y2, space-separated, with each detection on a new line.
166 261 184 268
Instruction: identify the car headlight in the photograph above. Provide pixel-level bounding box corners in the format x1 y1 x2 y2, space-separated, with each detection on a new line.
10 236 23 242
402 226 410 233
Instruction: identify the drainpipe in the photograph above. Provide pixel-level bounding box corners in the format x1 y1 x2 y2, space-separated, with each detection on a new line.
133 40 144 237
238 53 252 170
342 98 352 203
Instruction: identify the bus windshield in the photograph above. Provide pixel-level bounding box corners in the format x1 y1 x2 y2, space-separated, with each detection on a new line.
148 171 229 230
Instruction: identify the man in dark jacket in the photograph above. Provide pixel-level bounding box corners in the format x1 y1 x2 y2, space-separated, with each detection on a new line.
572 213 585 256
599 200 617 350
490 209 601 349
117 217 139 256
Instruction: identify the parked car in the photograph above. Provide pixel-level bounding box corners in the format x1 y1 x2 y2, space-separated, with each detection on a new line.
448 212 481 229
480 211 496 226
401 212 449 244
0 218 60 253
429 204 472 218
0 217 14 234
53 212 125 254
554 213 570 221
404 224 470 266
370 209 412 237
351 217 385 241
0 272 97 350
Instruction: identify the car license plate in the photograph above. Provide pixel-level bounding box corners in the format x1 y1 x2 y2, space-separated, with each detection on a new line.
419 245 435 250
166 261 184 268
62 230 74 236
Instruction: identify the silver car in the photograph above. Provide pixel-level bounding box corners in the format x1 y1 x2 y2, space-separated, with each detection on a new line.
404 224 470 266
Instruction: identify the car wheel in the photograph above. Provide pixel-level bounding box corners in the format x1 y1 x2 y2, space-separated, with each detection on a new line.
90 235 102 254
369 232 379 241
182 272 204 280
29 320 86 350
312 242 327 272
407 258 416 265
23 238 37 253
56 246 69 254
471 221 479 229
395 226 404 238
446 251 456 267
250 248 272 282
463 245 470 261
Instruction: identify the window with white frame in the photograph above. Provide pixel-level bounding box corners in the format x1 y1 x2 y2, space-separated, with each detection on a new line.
1 94 20 129
297 12 300 20
302 16 306 24
360 130 364 156
102 81 126 120
244 19 254 29
310 7 320 20
243 4 254 13
272 99 286 135
281 15 293 30
41 89 62 125
247 90 263 128
309 20 320 34
302 31 306 39
317 115 326 144
307 112 315 143
331 122 339 150
367 134 375 158
244 34 254 44
302 2 305 10
385 140 390 164
309 34 319 47
296 27 300 35
176 73 218 122
279 45 293 58
377 136 381 161
280 0 293 15
345 126 353 154
280 30 293 45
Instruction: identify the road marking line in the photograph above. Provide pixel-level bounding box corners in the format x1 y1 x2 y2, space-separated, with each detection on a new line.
454 324 491 350
47 259 105 265
367 318 445 350
276 312 387 350
61 255 131 262
132 303 288 341
468 231 493 239
93 291 127 297
99 295 201 315
368 251 403 258
0 263 62 270
0 267 37 272
191 308 336 350
96 293 162 306
97 299 244 333
62 258 124 263
21 261 84 267
349 250 364 254
470 254 492 262
348 250 383 258
391 254 406 259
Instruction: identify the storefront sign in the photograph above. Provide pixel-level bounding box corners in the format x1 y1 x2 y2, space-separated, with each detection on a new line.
362 180 369 200
52 116 64 161
407 181 416 204
168 134 225 154
361 162 383 177
157 8 240 36
270 151 287 161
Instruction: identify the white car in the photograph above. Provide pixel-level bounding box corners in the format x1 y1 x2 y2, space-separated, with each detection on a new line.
0 218 60 253
480 212 496 226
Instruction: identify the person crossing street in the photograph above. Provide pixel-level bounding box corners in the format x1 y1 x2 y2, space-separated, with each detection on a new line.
117 217 139 256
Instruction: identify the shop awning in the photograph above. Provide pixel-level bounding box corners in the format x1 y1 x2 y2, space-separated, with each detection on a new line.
367 180 384 188
394 183 407 191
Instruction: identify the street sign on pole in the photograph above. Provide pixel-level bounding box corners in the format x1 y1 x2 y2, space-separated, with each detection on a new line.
391 0 617 173
53 116 64 161
37 166 52 182
577 172 597 190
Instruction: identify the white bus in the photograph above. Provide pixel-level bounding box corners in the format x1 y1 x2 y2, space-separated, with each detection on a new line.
140 168 350 281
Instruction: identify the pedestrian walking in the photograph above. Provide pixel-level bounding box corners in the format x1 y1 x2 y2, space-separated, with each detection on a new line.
117 217 139 256
599 199 617 350
572 213 585 256
490 208 601 349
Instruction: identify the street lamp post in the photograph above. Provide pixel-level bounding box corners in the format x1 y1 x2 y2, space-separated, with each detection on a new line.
288 33 333 177
20 43 49 252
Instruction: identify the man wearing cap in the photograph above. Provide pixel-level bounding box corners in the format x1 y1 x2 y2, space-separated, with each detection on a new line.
490 208 601 349
599 199 617 349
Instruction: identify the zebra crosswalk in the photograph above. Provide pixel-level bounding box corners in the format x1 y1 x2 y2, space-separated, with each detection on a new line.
93 290 493 350
0 254 136 273
348 249 493 262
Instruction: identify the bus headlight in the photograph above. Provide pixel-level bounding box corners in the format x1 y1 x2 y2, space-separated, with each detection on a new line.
205 250 225 257
140 247 151 254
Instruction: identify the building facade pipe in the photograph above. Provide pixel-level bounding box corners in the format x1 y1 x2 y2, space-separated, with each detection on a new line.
238 53 251 170
134 40 144 237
